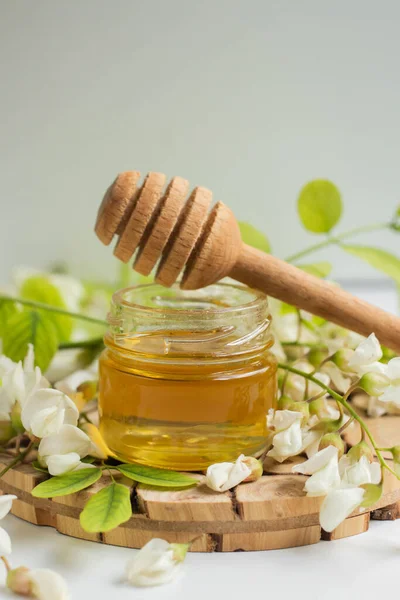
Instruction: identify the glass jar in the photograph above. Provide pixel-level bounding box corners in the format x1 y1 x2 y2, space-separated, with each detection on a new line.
98 283 277 471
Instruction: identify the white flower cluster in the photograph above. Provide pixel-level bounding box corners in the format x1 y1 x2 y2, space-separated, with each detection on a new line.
0 345 99 476
293 445 380 531
204 333 391 534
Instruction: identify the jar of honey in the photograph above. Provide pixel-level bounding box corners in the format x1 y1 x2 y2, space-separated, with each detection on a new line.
98 283 277 471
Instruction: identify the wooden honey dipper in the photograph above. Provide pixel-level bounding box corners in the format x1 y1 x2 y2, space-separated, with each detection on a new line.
95 171 400 353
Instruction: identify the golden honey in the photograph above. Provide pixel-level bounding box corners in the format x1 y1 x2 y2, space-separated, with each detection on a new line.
99 283 277 470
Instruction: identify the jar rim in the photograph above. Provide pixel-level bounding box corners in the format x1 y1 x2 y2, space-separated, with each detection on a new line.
112 282 267 317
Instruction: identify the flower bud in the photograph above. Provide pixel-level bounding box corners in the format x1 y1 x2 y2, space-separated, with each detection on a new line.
358 373 389 397
284 401 310 426
319 433 345 458
277 395 292 410
390 446 400 461
0 420 15 444
77 380 98 401
308 348 329 369
6 566 33 596
170 543 189 563
348 441 374 463
10 401 24 435
331 349 354 372
242 457 263 482
309 397 329 419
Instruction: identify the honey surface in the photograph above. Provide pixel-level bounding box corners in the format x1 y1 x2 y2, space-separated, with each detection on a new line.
99 331 277 470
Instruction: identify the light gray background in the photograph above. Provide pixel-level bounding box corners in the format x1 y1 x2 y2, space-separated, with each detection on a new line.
1 0 399 284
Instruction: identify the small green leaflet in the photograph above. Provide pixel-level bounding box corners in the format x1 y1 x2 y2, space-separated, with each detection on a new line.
297 180 343 234
3 310 58 371
80 482 132 533
298 262 332 278
238 222 271 253
0 299 18 338
116 463 198 488
360 483 382 508
342 245 400 285
21 276 73 341
32 468 102 498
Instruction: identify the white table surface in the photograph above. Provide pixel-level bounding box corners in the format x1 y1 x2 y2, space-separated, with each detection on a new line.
1 282 399 599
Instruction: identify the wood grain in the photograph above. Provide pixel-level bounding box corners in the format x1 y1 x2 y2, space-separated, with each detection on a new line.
96 170 400 353
1 458 400 552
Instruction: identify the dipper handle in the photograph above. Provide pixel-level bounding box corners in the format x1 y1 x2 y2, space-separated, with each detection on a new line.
95 170 400 353
232 244 400 353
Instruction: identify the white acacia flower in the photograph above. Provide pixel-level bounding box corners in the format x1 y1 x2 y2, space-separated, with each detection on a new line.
320 362 352 394
304 456 340 497
285 361 330 402
22 388 79 438
293 446 340 497
267 421 303 462
319 486 365 532
29 568 69 600
126 538 188 587
46 452 82 476
38 424 91 472
293 445 338 475
206 455 251 492
347 333 383 373
267 409 304 432
339 455 381 486
0 355 15 379
0 345 49 419
0 494 17 555
379 358 400 406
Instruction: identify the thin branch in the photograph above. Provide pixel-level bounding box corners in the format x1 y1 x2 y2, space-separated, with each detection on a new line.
0 295 107 327
285 222 389 263
278 363 399 477
0 441 35 479
59 338 104 350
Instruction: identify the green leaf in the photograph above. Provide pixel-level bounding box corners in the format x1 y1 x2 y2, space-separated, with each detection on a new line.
238 222 271 253
360 483 383 508
0 299 18 338
80 482 132 533
279 302 297 315
116 463 198 488
32 467 102 498
3 310 58 371
20 276 72 341
342 245 400 285
298 262 332 278
297 180 342 233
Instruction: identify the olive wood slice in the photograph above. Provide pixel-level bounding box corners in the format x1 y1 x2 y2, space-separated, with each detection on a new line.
1 450 399 552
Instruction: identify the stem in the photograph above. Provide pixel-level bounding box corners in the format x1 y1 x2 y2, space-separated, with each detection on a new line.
0 441 34 479
80 412 94 425
1 556 11 572
58 338 104 350
281 341 322 348
0 295 107 327
119 263 131 288
278 363 398 477
285 222 389 263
